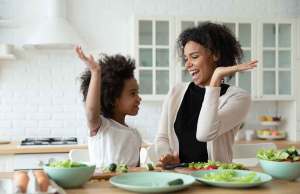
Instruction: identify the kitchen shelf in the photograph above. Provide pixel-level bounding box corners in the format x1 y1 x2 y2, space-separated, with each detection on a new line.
260 121 281 127
0 19 18 28
0 54 15 60
0 44 16 60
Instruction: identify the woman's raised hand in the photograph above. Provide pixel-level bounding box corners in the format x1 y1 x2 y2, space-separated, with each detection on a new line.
210 60 258 87
75 46 100 73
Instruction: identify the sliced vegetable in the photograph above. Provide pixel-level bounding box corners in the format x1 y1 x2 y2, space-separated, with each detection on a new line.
102 163 128 173
146 163 154 171
117 164 128 173
108 163 117 172
168 178 184 186
188 160 245 170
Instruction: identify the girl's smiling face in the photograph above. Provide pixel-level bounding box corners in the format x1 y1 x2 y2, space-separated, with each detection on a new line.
184 41 217 87
115 78 141 116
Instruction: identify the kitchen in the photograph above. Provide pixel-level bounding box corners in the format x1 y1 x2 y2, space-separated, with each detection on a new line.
0 0 300 193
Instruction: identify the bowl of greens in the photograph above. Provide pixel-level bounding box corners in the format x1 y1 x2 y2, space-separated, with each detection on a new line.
257 146 300 180
43 159 96 188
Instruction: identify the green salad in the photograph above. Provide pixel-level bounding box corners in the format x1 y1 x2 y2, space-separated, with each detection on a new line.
202 170 260 183
188 160 246 170
257 146 300 161
48 159 87 168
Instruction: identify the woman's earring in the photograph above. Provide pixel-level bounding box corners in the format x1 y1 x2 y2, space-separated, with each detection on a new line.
213 55 218 62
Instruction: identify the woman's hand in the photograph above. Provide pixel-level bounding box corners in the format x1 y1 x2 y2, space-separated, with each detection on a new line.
75 46 100 73
210 60 258 87
156 152 180 168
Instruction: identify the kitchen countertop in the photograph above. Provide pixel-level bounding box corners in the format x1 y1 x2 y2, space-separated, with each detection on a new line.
0 142 87 155
235 139 300 149
1 139 299 155
0 167 299 194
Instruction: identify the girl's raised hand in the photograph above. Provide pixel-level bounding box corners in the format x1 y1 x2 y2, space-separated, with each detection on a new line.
210 60 258 87
75 46 100 72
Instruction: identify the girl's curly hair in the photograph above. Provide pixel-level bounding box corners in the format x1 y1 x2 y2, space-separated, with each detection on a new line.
80 54 135 118
177 22 243 67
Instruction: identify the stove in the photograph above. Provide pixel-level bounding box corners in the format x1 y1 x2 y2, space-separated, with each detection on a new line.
20 137 78 146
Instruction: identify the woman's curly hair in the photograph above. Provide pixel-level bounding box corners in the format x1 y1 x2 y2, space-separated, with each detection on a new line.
80 54 136 118
177 22 243 67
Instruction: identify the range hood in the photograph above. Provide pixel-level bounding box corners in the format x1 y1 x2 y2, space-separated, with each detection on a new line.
23 0 85 49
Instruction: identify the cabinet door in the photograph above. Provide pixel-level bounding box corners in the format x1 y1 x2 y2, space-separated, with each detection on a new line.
0 155 14 172
223 22 254 95
260 22 293 99
136 19 173 100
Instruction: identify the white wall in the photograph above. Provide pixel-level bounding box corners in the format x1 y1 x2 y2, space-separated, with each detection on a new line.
0 0 300 142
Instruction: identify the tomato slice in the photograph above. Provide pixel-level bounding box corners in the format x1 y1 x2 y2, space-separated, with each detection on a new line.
204 165 218 170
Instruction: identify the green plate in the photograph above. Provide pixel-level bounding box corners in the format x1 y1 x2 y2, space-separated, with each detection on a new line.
109 172 195 193
191 169 272 188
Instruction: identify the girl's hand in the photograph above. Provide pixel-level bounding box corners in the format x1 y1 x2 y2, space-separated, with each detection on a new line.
156 152 180 168
75 46 100 73
210 60 258 87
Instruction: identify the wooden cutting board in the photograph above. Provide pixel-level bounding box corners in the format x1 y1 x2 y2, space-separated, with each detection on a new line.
91 167 162 180
173 167 197 174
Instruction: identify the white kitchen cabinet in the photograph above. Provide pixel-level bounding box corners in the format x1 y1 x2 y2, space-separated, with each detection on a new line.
221 21 255 96
135 17 297 101
257 20 295 100
135 17 176 100
0 155 14 172
176 19 257 98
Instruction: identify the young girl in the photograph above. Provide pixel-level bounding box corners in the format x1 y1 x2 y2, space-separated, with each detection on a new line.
76 46 142 167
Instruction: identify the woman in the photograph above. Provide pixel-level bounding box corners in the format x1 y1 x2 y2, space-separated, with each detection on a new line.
148 22 257 166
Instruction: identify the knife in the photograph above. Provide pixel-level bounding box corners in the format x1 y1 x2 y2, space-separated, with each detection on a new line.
163 163 188 170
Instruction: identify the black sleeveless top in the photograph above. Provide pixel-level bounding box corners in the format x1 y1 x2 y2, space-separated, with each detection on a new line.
174 83 229 163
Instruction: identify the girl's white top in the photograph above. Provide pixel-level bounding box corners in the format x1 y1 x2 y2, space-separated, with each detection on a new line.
88 116 142 167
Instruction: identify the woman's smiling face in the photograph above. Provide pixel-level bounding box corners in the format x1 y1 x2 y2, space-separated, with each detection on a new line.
184 41 216 87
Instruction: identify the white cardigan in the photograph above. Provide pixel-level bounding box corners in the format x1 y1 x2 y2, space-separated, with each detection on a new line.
148 83 251 163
